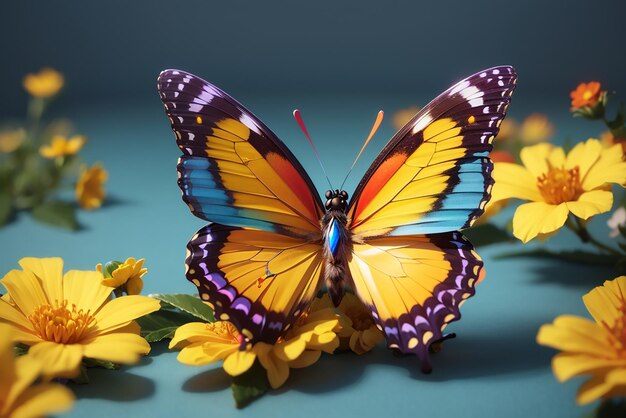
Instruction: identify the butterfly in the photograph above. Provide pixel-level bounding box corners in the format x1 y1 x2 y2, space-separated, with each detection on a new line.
157 66 516 373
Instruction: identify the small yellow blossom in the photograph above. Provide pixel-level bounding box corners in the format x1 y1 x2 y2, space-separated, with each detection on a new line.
170 308 340 389
391 106 420 131
97 258 147 295
0 129 25 154
76 163 108 210
491 139 626 242
0 324 74 418
39 135 86 159
312 294 383 354
519 113 554 144
537 276 626 405
0 257 160 378
23 68 64 99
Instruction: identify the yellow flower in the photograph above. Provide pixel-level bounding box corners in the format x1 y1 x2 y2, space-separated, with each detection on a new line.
0 324 74 418
170 308 340 389
23 68 64 99
76 164 108 210
519 113 554 144
537 276 626 405
312 294 383 354
491 139 626 242
97 258 147 296
0 257 160 379
391 106 421 131
0 129 25 154
39 135 86 159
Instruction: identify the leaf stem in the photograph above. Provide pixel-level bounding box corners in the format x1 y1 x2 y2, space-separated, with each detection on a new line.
566 216 622 256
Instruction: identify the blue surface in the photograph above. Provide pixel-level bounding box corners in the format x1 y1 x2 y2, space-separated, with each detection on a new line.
0 97 614 418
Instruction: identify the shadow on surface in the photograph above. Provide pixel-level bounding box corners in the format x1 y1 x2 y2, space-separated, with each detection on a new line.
182 368 232 393
100 193 133 208
71 370 155 401
528 258 614 288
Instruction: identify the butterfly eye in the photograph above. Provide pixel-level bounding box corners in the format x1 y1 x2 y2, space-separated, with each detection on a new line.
325 190 333 199
340 190 348 200
325 200 332 209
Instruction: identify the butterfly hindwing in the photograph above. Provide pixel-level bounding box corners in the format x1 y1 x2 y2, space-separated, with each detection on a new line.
186 223 324 343
348 66 517 237
348 232 482 372
158 70 324 238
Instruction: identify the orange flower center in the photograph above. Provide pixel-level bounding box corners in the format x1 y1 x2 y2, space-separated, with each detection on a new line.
583 90 593 100
536 166 583 204
207 321 244 345
28 300 95 344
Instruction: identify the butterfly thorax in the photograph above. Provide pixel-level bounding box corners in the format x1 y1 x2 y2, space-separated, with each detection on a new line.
321 189 352 307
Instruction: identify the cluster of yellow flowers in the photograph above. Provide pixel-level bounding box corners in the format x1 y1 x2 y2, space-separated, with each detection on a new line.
0 68 108 230
485 82 626 408
0 257 157 417
170 292 383 391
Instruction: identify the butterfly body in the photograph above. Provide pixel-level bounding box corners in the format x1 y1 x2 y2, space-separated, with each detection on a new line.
158 66 517 372
320 189 352 306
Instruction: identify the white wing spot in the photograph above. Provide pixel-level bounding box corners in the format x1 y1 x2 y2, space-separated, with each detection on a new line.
492 69 500 75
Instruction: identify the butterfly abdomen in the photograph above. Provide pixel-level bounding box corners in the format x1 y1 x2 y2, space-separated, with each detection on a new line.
321 210 352 306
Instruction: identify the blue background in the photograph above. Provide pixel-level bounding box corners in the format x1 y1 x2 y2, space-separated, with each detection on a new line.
1 1 625 417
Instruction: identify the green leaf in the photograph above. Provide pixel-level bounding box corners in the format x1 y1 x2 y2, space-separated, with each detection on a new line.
82 358 119 370
495 249 620 266
102 261 122 279
149 294 215 323
231 360 269 408
136 308 201 342
13 344 28 357
463 223 515 247
0 189 13 226
31 201 78 230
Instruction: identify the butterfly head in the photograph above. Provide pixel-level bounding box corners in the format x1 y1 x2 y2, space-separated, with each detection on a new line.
324 189 349 212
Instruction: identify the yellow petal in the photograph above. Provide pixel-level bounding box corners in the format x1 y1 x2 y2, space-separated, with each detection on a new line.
91 295 160 335
274 337 307 362
222 350 257 376
547 146 566 168
82 332 150 364
512 202 568 243
566 190 613 220
18 257 64 304
582 143 626 190
491 163 542 202
288 350 321 368
9 383 74 418
177 342 236 366
0 325 17 400
28 342 84 379
307 332 339 353
520 143 553 177
0 299 36 333
565 138 602 180
576 370 617 405
66 136 86 154
257 349 289 389
126 276 144 295
583 278 625 326
537 315 612 356
1 269 49 317
552 353 625 382
63 270 112 313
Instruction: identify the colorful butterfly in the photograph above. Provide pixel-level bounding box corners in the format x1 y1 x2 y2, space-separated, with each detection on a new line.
157 66 517 372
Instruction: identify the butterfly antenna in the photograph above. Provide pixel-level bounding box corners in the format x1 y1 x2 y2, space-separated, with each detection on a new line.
293 109 333 190
339 110 384 190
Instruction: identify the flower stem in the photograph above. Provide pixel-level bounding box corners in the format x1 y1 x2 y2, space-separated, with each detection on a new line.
566 216 622 256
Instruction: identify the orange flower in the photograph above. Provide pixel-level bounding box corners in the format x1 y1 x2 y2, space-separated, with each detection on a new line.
570 82 602 110
490 150 515 164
